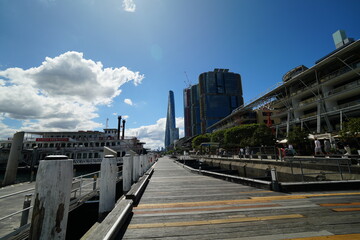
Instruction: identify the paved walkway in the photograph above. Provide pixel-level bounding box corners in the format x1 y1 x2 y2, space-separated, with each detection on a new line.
122 156 360 240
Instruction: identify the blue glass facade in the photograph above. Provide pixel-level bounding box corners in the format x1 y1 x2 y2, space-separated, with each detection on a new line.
199 69 243 134
165 90 179 148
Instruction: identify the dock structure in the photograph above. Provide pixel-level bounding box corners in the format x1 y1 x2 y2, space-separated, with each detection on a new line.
122 156 360 239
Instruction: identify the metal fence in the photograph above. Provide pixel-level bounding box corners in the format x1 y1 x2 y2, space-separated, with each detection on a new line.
0 169 123 238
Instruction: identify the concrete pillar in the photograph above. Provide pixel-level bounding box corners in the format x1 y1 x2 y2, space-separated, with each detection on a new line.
132 154 139 182
122 154 132 192
317 101 321 133
99 155 117 220
29 155 73 240
2 131 25 186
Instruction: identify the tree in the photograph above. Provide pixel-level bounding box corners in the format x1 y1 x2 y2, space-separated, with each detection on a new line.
287 126 310 154
251 124 275 146
192 134 211 149
211 129 226 145
224 124 258 147
339 118 360 148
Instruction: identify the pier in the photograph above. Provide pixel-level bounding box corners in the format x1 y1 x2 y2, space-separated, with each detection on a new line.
1 155 360 239
121 156 360 239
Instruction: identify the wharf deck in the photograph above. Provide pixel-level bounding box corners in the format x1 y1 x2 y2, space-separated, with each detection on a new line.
122 156 360 240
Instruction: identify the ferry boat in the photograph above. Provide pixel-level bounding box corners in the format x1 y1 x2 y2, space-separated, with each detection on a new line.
0 128 146 167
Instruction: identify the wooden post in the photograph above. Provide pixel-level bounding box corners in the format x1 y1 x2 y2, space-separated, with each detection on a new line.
29 155 73 240
99 155 117 220
2 131 25 186
132 155 139 182
123 154 132 192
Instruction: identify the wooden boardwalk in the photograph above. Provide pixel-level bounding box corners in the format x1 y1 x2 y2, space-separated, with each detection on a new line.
122 156 360 240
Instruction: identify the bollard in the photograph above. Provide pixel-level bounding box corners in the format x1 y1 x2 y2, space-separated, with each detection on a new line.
20 194 32 227
93 174 98 190
271 168 280 192
132 155 139 182
29 155 73 240
123 154 132 192
99 155 118 221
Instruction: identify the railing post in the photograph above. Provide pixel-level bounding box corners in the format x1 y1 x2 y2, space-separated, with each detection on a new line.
79 175 83 197
93 173 97 190
29 155 73 240
20 194 32 227
99 155 117 221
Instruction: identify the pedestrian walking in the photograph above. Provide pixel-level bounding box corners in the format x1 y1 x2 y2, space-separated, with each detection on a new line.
314 138 323 155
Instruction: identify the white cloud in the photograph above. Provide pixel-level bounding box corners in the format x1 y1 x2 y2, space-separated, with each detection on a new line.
126 117 184 150
0 51 144 137
124 98 133 106
122 0 136 12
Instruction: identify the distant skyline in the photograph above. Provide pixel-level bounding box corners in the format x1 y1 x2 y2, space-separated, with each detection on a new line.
1 0 360 149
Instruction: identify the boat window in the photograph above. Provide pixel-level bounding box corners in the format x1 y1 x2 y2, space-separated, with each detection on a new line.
89 153 93 158
83 153 87 159
77 153 82 159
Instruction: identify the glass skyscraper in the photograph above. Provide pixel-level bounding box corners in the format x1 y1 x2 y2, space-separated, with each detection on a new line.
199 69 243 134
165 90 179 149
183 69 243 136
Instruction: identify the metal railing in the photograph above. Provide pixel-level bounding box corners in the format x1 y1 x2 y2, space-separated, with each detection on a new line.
0 170 122 238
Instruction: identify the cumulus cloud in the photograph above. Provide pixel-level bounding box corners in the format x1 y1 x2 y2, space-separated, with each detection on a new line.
0 51 144 136
124 98 133 106
122 0 136 12
126 117 184 150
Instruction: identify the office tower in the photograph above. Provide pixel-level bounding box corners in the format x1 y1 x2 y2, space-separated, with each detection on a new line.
198 69 244 134
165 90 179 149
190 84 201 136
183 88 192 137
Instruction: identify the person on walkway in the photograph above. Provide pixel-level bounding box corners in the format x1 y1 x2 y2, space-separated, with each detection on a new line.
288 143 296 156
314 138 323 155
324 139 331 155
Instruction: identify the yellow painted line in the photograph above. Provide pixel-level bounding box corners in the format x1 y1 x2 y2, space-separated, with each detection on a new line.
332 208 360 212
284 233 360 240
134 204 280 215
239 190 273 194
128 214 304 229
135 199 270 209
251 192 360 201
320 202 360 207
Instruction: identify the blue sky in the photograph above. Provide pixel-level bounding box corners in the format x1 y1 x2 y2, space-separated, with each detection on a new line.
0 0 359 149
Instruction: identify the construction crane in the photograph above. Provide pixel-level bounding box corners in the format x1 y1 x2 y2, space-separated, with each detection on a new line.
184 71 192 88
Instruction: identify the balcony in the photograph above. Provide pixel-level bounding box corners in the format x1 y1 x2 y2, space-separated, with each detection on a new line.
298 96 318 107
338 100 360 109
326 79 360 97
320 61 360 83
